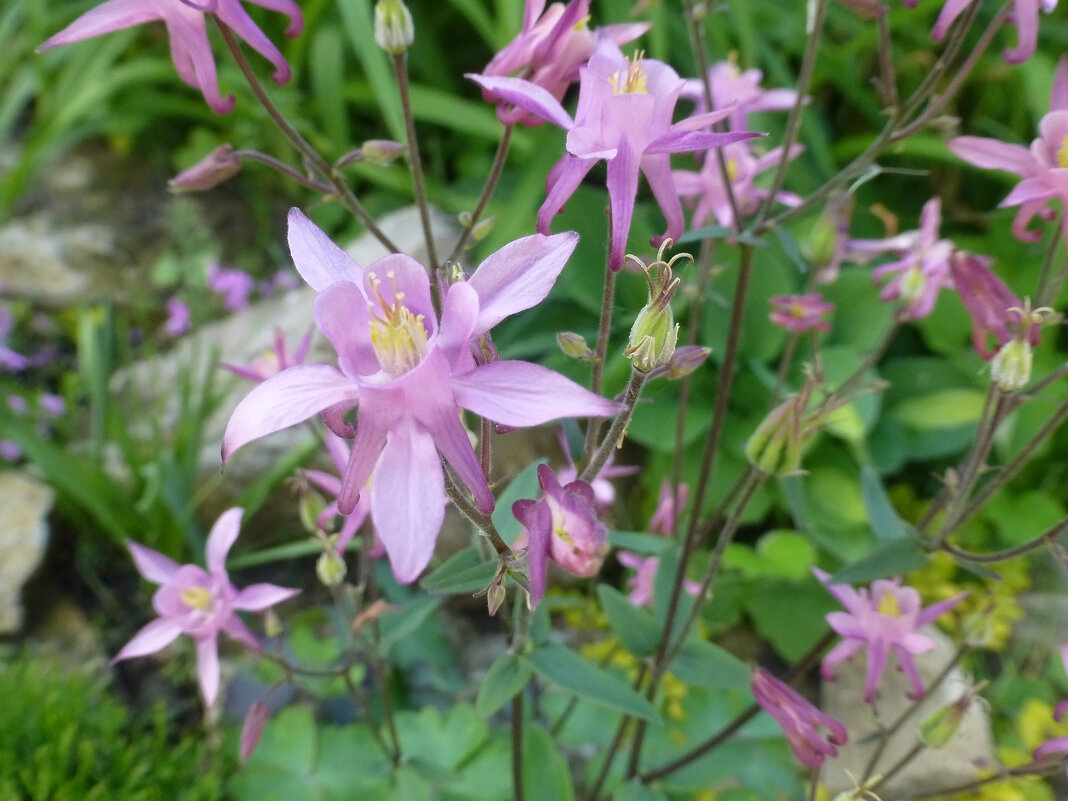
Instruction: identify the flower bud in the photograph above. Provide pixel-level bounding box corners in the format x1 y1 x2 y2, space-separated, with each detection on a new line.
486 582 506 616
240 701 271 763
920 685 983 748
557 331 592 360
471 216 496 241
298 487 328 535
374 0 414 54
659 345 711 380
624 241 689 373
362 139 407 165
317 549 347 587
990 338 1032 391
263 608 283 639
168 144 241 192
745 381 814 476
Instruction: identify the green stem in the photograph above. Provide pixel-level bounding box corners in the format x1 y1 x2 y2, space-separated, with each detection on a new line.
579 368 647 483
583 259 618 461
447 125 514 265
942 516 1068 564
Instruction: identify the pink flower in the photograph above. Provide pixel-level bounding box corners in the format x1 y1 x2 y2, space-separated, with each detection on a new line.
164 298 192 337
948 251 1037 359
480 0 648 127
469 40 759 269
682 59 799 132
208 261 255 311
768 293 834 334
223 326 313 383
948 56 1068 242
37 0 303 114
920 0 1057 64
223 210 621 584
814 568 966 702
674 142 803 230
617 481 696 607
553 428 636 511
513 464 608 604
302 430 379 557
1034 700 1068 778
113 508 299 707
751 667 848 767
849 197 955 320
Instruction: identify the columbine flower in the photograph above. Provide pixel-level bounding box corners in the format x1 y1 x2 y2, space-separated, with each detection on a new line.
618 480 698 607
1034 701 1068 778
948 251 1039 359
479 0 649 127
223 326 313 383
917 0 1057 64
553 428 636 511
948 56 1068 241
849 197 955 320
769 293 834 334
751 667 848 767
113 507 299 707
223 210 620 584
302 430 380 557
681 57 800 132
814 568 966 702
512 464 608 604
674 141 803 231
37 0 304 114
469 40 759 269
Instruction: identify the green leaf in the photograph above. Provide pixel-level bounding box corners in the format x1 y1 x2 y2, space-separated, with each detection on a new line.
678 225 765 246
597 585 662 657
421 547 497 594
492 460 545 543
860 466 908 541
522 725 575 801
476 654 532 718
828 538 928 585
609 530 669 554
523 643 660 722
890 389 987 429
670 638 751 691
378 597 440 655
612 779 669 801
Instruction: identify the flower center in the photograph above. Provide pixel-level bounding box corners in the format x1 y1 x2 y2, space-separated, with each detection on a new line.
899 265 927 305
366 271 429 377
1057 134 1068 168
876 590 900 617
609 52 648 95
789 302 806 319
573 14 591 31
181 585 214 611
726 157 740 182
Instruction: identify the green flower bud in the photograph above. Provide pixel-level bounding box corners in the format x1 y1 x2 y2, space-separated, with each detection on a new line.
745 380 815 476
557 331 592 360
298 487 328 536
624 240 689 373
362 139 407 165
374 0 414 54
990 338 1032 392
317 549 347 587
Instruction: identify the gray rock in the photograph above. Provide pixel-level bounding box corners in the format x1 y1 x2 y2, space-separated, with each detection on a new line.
0 470 54 633
821 628 995 799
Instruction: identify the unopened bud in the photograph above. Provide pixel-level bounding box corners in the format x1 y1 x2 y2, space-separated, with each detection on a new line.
920 686 983 748
558 331 592 360
263 608 283 639
962 608 995 648
990 339 1032 392
624 241 689 373
471 216 496 241
745 383 814 476
168 144 241 192
374 0 414 54
487 582 506 616
659 345 711 380
298 487 328 535
362 139 407 165
317 549 347 587
240 701 271 763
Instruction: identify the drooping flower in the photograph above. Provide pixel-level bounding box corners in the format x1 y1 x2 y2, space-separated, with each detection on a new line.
113 507 299 707
480 0 649 127
849 197 956 320
673 141 803 231
751 667 848 767
814 568 967 702
469 40 760 269
948 56 1068 241
512 464 608 604
553 428 636 511
37 0 304 114
223 210 621 584
916 0 1057 64
948 250 1039 359
768 293 834 334
223 326 313 383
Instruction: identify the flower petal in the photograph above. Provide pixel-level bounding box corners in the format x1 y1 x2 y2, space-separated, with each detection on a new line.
948 137 1036 176
206 507 243 574
451 360 621 425
37 0 159 51
222 614 262 651
232 583 300 611
222 365 361 463
466 74 575 130
113 617 184 662
287 207 365 291
371 419 445 583
537 155 596 235
645 129 760 155
126 540 180 584
196 635 222 707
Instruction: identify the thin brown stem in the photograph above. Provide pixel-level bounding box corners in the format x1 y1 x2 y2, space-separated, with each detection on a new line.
512 694 525 801
579 368 647 483
447 125 514 265
583 259 618 460
392 52 439 271
943 516 1068 564
876 14 899 113
230 150 334 192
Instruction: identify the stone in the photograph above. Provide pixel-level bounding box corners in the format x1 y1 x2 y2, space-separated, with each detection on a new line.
821 628 996 798
0 470 54 633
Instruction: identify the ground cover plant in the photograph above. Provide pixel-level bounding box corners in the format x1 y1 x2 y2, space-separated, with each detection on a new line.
5 0 1068 799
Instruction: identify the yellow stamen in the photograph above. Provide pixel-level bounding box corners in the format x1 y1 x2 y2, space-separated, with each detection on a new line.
876 590 900 617
366 271 429 377
573 14 591 31
726 157 739 183
608 51 648 95
181 586 213 611
1057 135 1068 168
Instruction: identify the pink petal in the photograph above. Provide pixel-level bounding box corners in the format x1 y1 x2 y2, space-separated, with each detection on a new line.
451 360 621 425
948 137 1036 176
196 635 222 707
126 540 180 584
337 393 395 514
435 282 480 366
222 615 262 650
232 583 300 611
371 419 445 583
931 0 976 42
314 283 378 377
537 155 597 235
249 0 303 37
468 232 578 337
466 74 575 130
645 129 760 156
518 500 553 604
287 208 365 291
206 507 243 574
914 591 968 626
1052 55 1068 112
240 700 271 764
642 152 685 247
215 2 291 83
999 175 1057 207
165 11 235 114
37 0 159 51
222 365 361 463
1004 0 1039 63
863 638 889 702
113 617 184 662
605 143 641 270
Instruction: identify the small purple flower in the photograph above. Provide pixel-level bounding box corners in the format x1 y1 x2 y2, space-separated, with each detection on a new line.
849 197 955 320
768 293 834 334
223 326 312 383
553 428 636 511
814 568 966 702
39 394 66 418
948 251 1037 359
0 441 22 462
7 395 27 415
682 58 800 132
617 552 700 608
513 464 608 605
1034 701 1068 778
223 210 621 584
948 56 1068 241
113 508 299 708
37 0 303 114
480 0 648 127
751 667 848 767
470 40 760 269
207 261 255 311
164 298 192 338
